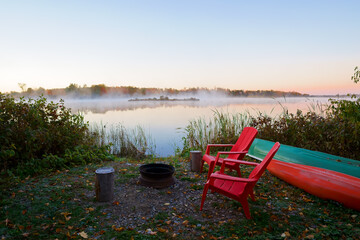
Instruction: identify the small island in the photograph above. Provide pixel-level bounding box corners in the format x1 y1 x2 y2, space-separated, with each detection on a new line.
128 96 200 102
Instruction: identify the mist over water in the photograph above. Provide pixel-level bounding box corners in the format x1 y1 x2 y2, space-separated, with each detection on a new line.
63 96 336 157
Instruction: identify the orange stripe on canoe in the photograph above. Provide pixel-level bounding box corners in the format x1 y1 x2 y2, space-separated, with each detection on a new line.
267 159 360 211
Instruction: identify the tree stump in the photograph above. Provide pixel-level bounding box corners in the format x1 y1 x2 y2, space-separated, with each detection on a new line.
190 151 202 172
95 167 115 202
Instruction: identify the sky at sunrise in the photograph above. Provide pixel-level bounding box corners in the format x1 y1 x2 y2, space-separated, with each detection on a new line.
1 0 359 95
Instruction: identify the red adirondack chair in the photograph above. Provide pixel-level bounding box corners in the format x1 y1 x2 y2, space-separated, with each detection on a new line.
200 142 280 219
201 127 258 179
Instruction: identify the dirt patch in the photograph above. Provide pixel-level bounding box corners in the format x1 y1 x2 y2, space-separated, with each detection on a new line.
90 161 248 235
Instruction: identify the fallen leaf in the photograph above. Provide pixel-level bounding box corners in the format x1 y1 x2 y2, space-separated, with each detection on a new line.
79 231 88 238
157 227 167 233
85 207 94 213
146 228 157 235
112 226 124 232
281 231 291 238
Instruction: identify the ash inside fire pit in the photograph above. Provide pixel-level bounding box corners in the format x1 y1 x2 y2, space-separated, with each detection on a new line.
139 163 175 188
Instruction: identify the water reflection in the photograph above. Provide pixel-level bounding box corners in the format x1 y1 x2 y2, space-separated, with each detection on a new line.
63 97 333 157
64 97 330 114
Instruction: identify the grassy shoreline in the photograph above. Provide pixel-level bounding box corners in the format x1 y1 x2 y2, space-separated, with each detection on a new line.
1 156 359 239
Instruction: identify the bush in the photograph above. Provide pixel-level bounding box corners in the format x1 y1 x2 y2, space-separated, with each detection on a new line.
181 96 359 160
249 107 359 160
13 145 114 177
251 70 360 160
0 93 99 173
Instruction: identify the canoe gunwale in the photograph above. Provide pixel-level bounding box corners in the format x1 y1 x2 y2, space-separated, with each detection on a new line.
247 139 360 211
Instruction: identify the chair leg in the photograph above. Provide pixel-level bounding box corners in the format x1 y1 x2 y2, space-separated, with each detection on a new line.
200 184 210 210
200 159 205 173
249 190 255 201
207 161 215 180
240 199 251 219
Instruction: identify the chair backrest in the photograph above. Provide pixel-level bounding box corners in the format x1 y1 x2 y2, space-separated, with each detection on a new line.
249 142 280 180
228 127 258 160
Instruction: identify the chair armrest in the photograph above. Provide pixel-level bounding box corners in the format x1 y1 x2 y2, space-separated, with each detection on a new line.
214 151 248 173
222 158 259 166
214 151 247 164
205 144 234 154
215 151 248 157
210 172 257 183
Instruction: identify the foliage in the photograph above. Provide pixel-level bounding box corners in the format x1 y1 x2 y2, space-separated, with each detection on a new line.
250 80 360 160
0 93 99 175
12 145 114 177
181 110 251 156
90 123 156 158
250 108 359 160
182 70 360 160
13 82 307 99
351 66 359 84
181 101 359 160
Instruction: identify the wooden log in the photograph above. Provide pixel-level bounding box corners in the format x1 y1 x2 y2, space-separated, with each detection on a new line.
190 151 202 172
95 167 115 202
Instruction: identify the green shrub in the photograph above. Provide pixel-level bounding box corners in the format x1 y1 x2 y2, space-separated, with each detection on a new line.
0 93 97 173
181 98 359 160
250 81 360 160
13 145 113 177
250 108 359 160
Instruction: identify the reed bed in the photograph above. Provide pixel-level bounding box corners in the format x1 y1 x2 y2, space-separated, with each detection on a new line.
182 98 359 160
90 122 156 158
182 110 252 154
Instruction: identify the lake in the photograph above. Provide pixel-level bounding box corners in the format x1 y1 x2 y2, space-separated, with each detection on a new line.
63 96 334 157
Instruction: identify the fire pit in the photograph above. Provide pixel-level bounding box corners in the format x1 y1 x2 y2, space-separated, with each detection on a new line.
139 163 175 188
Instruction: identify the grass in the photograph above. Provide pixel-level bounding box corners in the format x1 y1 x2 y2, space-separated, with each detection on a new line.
1 156 359 239
182 110 251 155
90 122 156 158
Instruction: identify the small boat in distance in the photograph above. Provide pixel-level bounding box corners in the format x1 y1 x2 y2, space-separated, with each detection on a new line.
129 96 200 102
247 138 360 211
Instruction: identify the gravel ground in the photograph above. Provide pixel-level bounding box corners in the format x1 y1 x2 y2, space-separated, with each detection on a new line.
90 161 248 236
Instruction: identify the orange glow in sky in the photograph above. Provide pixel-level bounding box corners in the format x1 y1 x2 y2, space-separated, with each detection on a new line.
0 1 359 95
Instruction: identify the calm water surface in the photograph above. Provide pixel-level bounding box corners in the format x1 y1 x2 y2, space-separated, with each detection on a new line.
64 97 333 157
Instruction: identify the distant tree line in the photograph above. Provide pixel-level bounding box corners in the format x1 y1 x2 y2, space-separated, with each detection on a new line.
11 83 309 98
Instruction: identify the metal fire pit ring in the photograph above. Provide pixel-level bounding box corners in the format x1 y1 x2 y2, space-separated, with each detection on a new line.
139 163 175 189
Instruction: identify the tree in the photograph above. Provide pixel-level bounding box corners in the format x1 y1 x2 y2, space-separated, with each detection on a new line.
65 83 80 93
352 66 359 84
18 83 27 92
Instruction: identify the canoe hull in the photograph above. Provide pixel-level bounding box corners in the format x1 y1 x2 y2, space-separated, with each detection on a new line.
267 159 360 211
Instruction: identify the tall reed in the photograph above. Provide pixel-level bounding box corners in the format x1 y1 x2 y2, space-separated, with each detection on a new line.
182 110 251 154
90 122 156 158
